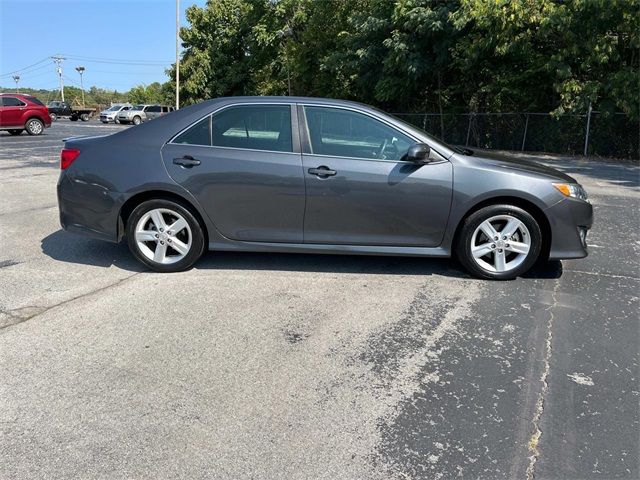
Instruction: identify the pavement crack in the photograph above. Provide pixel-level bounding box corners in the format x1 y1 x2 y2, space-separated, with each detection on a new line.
525 281 561 480
0 273 141 332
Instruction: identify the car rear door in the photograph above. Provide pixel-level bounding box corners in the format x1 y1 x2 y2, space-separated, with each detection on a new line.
146 105 161 120
299 104 453 247
1 96 26 127
161 103 305 243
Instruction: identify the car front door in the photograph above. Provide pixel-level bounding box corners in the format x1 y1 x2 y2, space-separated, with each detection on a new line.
300 105 453 247
1 97 26 126
161 103 305 243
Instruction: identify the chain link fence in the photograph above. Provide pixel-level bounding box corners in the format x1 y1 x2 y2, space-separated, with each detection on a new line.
393 112 639 159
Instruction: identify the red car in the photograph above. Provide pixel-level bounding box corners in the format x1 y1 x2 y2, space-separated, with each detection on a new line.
0 93 51 135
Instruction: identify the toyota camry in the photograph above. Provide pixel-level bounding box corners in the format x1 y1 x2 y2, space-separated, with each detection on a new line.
57 96 593 279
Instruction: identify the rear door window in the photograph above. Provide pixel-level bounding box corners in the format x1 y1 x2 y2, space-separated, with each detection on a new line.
2 97 26 107
172 116 211 146
211 105 292 153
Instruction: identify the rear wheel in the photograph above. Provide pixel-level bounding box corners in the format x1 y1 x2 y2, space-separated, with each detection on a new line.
80 113 90 121
49 113 58 121
25 118 44 135
456 204 542 280
126 199 205 272
8 129 23 136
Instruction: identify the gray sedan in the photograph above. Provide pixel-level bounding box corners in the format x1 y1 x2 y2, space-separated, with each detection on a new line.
57 96 592 279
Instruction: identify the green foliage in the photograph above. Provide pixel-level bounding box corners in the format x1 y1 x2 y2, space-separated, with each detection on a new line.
171 0 638 118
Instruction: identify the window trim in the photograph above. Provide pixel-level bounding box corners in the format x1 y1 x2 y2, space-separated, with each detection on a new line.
167 102 299 154
298 103 448 163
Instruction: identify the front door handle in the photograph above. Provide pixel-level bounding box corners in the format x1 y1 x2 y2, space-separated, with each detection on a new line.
308 166 337 178
173 156 201 168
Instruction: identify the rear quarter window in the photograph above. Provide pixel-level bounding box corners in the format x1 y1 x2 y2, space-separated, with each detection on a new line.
25 96 45 106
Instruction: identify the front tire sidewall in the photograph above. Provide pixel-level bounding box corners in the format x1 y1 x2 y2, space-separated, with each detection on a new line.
126 199 205 272
457 205 542 280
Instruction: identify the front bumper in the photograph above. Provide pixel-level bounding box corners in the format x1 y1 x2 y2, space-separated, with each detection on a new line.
545 198 593 260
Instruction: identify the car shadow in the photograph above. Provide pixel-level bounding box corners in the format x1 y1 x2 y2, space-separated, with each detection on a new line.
41 229 564 280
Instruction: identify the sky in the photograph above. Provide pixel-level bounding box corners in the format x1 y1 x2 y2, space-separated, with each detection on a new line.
0 0 206 92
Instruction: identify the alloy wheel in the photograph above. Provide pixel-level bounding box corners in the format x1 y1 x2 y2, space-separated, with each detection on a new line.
27 119 43 134
470 215 531 273
134 208 192 265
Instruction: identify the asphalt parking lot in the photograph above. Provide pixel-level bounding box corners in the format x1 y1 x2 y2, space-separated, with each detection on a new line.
0 120 638 479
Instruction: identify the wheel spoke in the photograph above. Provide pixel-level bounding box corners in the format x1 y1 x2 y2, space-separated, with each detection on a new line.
472 243 494 258
501 217 522 238
135 230 157 243
479 220 498 240
150 210 166 231
167 217 188 234
506 241 530 254
494 250 507 272
153 242 167 263
169 238 189 256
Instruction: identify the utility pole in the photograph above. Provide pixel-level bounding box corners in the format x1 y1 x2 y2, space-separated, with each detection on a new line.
75 66 86 106
52 56 66 102
176 0 180 110
12 75 20 93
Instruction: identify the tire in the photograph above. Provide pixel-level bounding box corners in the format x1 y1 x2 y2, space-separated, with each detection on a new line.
114 117 120 124
456 204 542 280
132 116 142 125
126 199 205 272
80 113 90 122
8 129 23 136
50 113 58 121
25 118 45 135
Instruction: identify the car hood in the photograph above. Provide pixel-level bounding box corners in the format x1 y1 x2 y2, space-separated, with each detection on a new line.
465 153 576 183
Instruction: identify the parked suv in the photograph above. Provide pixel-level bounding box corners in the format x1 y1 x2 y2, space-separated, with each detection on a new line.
0 93 51 135
117 104 175 125
117 104 152 125
100 103 132 124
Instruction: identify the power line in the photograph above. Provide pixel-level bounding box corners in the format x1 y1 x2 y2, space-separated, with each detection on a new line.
61 54 172 66
0 57 51 78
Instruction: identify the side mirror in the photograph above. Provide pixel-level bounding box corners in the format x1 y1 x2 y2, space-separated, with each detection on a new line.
407 143 431 164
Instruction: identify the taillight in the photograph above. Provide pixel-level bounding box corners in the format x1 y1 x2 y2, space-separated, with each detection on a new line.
60 148 80 170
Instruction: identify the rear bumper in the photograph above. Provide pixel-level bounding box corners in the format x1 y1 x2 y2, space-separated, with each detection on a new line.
545 198 593 260
57 173 122 243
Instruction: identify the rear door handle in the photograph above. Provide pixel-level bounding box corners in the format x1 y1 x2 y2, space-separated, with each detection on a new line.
173 156 201 168
308 166 337 178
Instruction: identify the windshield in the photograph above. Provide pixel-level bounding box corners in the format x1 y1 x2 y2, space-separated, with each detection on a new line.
107 105 122 111
132 105 144 111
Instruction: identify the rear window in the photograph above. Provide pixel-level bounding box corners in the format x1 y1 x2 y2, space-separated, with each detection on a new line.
25 96 45 106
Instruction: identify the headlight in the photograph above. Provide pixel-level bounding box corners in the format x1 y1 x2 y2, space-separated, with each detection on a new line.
553 183 589 201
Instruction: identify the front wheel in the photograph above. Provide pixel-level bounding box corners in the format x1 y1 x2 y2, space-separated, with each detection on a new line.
126 199 205 272
25 118 44 135
456 204 542 280
132 116 142 125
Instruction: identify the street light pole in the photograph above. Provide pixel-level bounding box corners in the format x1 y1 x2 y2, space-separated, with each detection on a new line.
12 75 20 93
176 0 180 110
75 66 86 107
